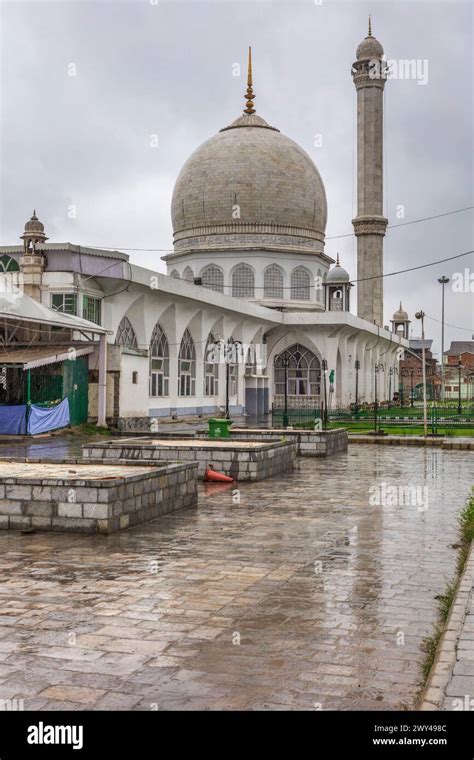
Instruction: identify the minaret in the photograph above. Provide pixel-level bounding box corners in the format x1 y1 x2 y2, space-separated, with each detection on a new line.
20 210 48 300
352 17 388 326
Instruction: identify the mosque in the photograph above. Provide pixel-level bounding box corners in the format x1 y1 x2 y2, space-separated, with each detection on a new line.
0 22 407 429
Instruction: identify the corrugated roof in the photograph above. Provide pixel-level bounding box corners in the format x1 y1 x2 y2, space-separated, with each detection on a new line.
0 291 108 333
0 344 95 369
0 243 129 262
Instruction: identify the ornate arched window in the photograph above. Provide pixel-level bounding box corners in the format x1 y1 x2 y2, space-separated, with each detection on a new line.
178 328 196 396
0 255 19 273
149 323 169 397
201 265 224 293
115 316 138 349
274 344 321 397
183 266 194 282
264 265 284 299
232 264 255 298
291 267 311 300
170 269 180 279
204 333 219 396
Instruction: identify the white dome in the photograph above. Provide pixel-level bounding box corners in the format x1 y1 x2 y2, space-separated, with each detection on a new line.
171 112 327 254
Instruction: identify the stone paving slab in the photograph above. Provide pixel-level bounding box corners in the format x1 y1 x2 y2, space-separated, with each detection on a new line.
0 447 471 710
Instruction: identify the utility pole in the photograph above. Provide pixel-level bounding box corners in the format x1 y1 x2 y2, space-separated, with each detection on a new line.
415 311 428 436
438 276 449 402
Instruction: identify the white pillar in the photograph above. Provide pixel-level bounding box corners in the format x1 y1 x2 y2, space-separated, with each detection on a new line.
97 332 107 427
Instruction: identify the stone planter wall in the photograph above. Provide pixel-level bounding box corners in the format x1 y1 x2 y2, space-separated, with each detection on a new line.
227 428 348 457
83 439 297 482
0 458 198 534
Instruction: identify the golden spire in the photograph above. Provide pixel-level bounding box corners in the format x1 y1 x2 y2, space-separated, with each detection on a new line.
368 14 372 37
244 46 256 115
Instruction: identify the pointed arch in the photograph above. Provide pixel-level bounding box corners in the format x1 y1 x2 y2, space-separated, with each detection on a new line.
183 266 194 282
0 255 19 273
149 323 169 397
291 266 311 300
274 344 321 397
201 264 224 293
178 328 196 396
232 263 255 298
264 264 284 298
170 269 180 279
115 316 138 349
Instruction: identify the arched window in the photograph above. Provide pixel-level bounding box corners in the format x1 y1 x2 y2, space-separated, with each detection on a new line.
291 267 311 300
0 255 19 273
201 265 224 293
178 328 196 396
116 316 138 349
204 334 219 396
183 266 194 282
232 264 255 298
170 269 180 279
264 265 284 299
149 323 169 397
274 344 321 397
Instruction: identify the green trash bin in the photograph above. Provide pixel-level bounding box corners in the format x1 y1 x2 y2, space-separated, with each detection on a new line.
208 418 233 439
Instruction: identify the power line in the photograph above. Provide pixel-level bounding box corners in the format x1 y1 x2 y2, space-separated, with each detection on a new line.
84 205 474 252
424 313 474 334
326 205 474 240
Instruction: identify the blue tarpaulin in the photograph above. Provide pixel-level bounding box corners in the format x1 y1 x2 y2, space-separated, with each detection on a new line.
27 397 70 435
0 405 27 435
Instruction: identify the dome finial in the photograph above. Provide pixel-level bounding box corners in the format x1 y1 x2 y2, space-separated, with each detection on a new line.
244 46 256 115
336 253 340 266
368 14 372 37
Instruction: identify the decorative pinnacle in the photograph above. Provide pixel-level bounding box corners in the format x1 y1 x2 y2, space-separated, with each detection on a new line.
368 14 372 37
336 253 340 266
244 46 255 115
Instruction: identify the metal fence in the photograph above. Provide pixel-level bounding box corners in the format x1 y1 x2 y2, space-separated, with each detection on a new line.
271 404 474 436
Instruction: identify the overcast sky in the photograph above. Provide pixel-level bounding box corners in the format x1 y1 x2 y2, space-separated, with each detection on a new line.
0 0 472 357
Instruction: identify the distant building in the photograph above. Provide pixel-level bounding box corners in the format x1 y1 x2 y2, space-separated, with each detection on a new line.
443 342 474 402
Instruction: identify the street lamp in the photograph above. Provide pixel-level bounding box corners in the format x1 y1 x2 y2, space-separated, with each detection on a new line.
354 359 360 413
457 359 463 415
374 362 384 432
322 359 328 428
282 351 289 428
415 310 428 436
438 276 449 402
410 368 415 407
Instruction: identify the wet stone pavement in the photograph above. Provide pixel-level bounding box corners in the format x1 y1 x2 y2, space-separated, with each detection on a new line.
0 446 471 711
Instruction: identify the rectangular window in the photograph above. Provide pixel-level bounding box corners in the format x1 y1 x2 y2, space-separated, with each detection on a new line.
150 372 168 397
229 364 238 396
83 296 101 325
51 293 77 315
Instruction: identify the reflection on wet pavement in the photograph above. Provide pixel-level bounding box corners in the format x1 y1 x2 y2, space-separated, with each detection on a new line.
0 446 471 710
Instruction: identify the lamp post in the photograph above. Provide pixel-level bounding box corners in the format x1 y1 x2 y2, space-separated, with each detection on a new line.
374 362 384 432
282 351 289 428
415 310 428 436
457 359 463 415
438 276 449 402
354 359 360 413
410 368 415 407
322 359 328 428
388 367 392 408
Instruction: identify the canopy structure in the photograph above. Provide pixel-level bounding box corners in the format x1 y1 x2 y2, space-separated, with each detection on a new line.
0 290 109 426
0 344 95 370
0 290 108 333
